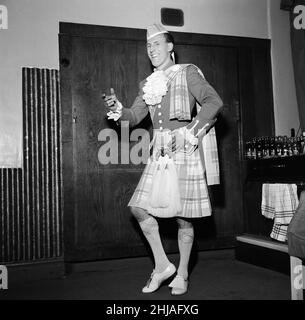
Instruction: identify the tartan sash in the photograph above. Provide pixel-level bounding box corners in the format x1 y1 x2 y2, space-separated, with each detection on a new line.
201 127 220 185
165 64 205 121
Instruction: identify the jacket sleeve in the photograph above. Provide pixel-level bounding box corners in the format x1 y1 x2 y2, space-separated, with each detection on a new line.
119 81 149 127
185 65 223 136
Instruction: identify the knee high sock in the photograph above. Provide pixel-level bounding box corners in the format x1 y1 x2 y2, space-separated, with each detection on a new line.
139 216 170 273
177 226 194 280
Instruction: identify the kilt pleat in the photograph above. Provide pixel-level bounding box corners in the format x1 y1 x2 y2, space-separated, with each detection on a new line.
128 147 212 218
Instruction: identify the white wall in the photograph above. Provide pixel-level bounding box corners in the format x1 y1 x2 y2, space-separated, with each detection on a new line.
0 0 298 166
268 0 300 136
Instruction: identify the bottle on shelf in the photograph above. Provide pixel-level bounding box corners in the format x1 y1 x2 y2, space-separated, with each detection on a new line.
246 141 252 159
302 132 305 154
251 138 257 159
256 137 263 158
275 136 282 157
263 136 270 158
282 136 289 157
244 132 305 160
269 136 276 157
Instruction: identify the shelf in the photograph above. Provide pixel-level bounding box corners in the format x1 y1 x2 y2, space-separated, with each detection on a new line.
244 155 305 183
236 234 288 253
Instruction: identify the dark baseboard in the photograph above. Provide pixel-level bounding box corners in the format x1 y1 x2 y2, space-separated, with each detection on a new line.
4 258 65 287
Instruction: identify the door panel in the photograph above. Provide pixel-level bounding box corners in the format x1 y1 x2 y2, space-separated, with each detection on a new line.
65 36 152 261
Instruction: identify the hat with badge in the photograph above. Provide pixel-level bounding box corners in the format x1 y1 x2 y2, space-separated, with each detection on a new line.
147 23 169 40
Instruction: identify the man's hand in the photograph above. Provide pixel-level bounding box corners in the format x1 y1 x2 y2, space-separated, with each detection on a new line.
102 88 119 112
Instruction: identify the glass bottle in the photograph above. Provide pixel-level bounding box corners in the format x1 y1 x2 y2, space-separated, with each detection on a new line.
282 136 289 156
275 136 283 157
269 136 276 157
251 138 257 159
264 136 270 158
246 141 252 159
256 138 262 158
302 131 305 154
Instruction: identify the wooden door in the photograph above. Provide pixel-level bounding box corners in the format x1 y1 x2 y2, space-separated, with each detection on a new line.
59 23 263 262
174 44 243 244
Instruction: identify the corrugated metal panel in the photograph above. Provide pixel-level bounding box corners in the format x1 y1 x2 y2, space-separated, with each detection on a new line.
0 68 62 263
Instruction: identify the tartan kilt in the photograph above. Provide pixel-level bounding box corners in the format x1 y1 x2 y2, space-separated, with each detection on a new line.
128 147 212 218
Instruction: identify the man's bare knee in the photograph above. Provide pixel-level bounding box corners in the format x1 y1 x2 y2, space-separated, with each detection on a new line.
178 227 194 243
130 206 150 222
176 217 193 229
177 218 194 243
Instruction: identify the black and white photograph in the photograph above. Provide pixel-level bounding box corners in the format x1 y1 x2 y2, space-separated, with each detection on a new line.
0 0 305 308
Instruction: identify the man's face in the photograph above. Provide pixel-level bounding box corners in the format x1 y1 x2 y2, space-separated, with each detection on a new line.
146 34 173 69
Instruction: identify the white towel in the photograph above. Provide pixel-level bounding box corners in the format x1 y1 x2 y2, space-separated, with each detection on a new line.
261 183 299 242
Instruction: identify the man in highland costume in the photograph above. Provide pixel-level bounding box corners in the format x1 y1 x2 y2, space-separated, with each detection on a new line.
103 24 223 295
